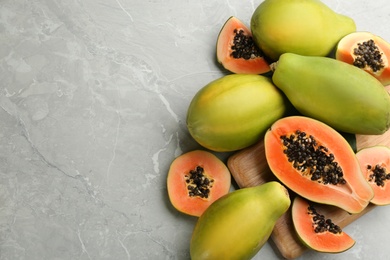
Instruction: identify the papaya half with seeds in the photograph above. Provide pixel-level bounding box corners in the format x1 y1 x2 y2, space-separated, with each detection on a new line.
292 196 355 253
272 53 390 135
190 181 290 260
216 16 270 75
250 0 356 61
186 74 287 152
336 31 390 86
167 150 231 217
356 146 390 206
264 116 374 214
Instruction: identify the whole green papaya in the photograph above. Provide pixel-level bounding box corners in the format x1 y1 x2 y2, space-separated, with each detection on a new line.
190 181 291 260
272 53 390 135
186 74 287 152
251 0 356 61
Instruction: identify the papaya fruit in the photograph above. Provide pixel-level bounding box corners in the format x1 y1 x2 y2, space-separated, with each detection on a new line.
167 150 231 217
356 146 390 206
336 31 390 85
264 116 374 214
292 196 355 253
272 53 390 135
186 74 287 152
190 181 290 260
250 0 356 61
216 16 271 75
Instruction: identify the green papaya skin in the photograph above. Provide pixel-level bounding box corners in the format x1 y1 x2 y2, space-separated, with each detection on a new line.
186 74 287 152
251 0 356 61
190 181 291 260
272 53 390 135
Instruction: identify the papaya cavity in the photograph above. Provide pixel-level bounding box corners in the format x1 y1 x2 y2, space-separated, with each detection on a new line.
185 166 214 199
280 130 347 186
336 31 390 85
167 150 231 217
216 16 270 74
264 116 374 214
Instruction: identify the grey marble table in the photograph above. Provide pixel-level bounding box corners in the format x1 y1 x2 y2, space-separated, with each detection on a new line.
1 0 390 259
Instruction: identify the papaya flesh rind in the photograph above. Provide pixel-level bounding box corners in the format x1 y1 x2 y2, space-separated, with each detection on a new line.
336 31 390 86
356 146 390 206
272 53 390 135
292 196 355 253
264 116 374 214
167 150 231 217
216 16 270 74
190 181 290 260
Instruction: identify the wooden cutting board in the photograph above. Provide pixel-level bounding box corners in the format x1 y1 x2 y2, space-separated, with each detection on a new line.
227 86 390 259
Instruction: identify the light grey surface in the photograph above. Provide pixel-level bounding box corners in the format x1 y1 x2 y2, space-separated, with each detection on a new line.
1 0 389 259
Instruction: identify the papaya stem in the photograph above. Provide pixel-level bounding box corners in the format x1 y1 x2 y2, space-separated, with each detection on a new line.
270 61 279 72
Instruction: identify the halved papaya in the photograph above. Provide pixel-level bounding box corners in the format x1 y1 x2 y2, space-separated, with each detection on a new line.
167 150 231 217
216 16 271 74
264 116 374 214
336 31 390 85
356 146 390 206
292 196 355 253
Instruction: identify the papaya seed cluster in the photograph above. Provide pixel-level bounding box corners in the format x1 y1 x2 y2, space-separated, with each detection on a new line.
185 166 214 199
367 164 390 187
353 39 384 72
308 204 342 234
280 130 347 185
231 29 264 60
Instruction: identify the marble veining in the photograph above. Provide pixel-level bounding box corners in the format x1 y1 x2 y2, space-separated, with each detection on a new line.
1 0 390 259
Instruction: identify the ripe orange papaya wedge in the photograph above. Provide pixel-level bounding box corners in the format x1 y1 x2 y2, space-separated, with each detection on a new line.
292 196 355 253
167 150 231 217
356 146 390 206
336 31 390 85
216 16 270 74
264 116 374 214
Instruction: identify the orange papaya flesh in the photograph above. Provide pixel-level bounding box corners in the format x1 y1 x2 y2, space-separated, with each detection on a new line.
167 150 231 217
216 16 271 75
356 146 390 206
336 31 390 85
264 116 374 214
292 196 355 253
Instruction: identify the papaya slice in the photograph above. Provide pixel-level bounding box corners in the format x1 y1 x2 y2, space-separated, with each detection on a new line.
167 150 231 217
264 116 374 214
336 31 390 85
216 16 270 75
292 196 355 253
356 146 390 206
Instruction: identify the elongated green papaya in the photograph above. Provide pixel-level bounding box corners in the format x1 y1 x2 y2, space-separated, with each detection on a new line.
190 181 290 260
272 53 390 135
187 74 287 152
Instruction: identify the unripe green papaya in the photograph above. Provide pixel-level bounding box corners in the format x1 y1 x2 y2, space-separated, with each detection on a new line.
186 74 287 152
272 53 390 135
251 0 356 61
190 181 291 260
